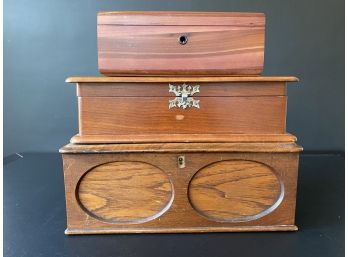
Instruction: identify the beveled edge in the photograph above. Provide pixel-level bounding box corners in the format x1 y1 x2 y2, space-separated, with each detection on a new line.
70 133 297 144
98 11 265 17
97 11 265 26
65 225 298 235
59 141 303 154
65 76 299 83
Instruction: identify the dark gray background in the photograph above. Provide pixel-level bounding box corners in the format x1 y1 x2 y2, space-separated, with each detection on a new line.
4 0 344 156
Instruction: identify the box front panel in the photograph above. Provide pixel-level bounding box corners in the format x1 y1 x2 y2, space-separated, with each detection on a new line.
78 96 286 135
77 82 286 97
62 151 299 233
98 24 264 75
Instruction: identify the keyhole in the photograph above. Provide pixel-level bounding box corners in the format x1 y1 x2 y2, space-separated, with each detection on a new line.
178 157 184 165
178 156 185 168
178 35 188 45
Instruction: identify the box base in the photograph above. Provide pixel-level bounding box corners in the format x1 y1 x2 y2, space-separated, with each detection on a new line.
65 225 298 235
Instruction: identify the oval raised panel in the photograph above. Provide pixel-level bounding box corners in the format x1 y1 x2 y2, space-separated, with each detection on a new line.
77 161 173 224
188 160 283 222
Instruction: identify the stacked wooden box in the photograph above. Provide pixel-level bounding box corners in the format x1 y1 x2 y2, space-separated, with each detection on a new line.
60 11 302 234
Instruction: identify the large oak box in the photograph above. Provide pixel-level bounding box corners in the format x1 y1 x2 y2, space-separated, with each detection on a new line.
97 11 265 76
60 141 302 234
66 76 298 144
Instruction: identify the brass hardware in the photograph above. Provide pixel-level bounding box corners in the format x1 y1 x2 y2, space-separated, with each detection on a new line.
178 35 188 45
178 155 186 168
168 83 200 109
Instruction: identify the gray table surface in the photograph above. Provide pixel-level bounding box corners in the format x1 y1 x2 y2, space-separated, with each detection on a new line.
4 152 344 257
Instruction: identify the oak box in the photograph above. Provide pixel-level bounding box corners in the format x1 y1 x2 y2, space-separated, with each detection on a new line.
60 141 302 234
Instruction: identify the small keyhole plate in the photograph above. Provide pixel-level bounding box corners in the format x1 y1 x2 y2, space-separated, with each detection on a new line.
178 35 188 45
178 155 186 168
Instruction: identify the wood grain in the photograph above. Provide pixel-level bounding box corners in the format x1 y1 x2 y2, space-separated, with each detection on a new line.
188 160 282 222
60 141 303 154
69 133 297 144
78 161 173 223
66 76 299 83
78 96 287 135
69 78 296 141
65 225 298 234
76 82 286 97
97 12 265 75
61 142 301 234
98 11 265 26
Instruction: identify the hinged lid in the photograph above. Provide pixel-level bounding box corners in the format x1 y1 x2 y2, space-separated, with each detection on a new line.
98 11 265 26
66 76 299 83
60 141 303 154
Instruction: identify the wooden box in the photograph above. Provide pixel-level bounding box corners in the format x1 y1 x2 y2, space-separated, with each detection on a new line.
97 11 265 76
60 141 302 234
66 76 298 144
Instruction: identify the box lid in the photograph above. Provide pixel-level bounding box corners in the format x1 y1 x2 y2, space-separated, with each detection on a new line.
97 11 265 26
65 76 299 83
60 141 303 154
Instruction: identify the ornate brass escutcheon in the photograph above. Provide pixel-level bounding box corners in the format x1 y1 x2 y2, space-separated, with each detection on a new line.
168 83 200 109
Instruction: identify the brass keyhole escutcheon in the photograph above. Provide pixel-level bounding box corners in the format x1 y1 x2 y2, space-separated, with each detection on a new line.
178 156 186 168
178 35 188 45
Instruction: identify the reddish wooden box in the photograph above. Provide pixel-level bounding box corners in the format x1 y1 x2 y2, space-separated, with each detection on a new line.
97 11 265 76
66 76 298 144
